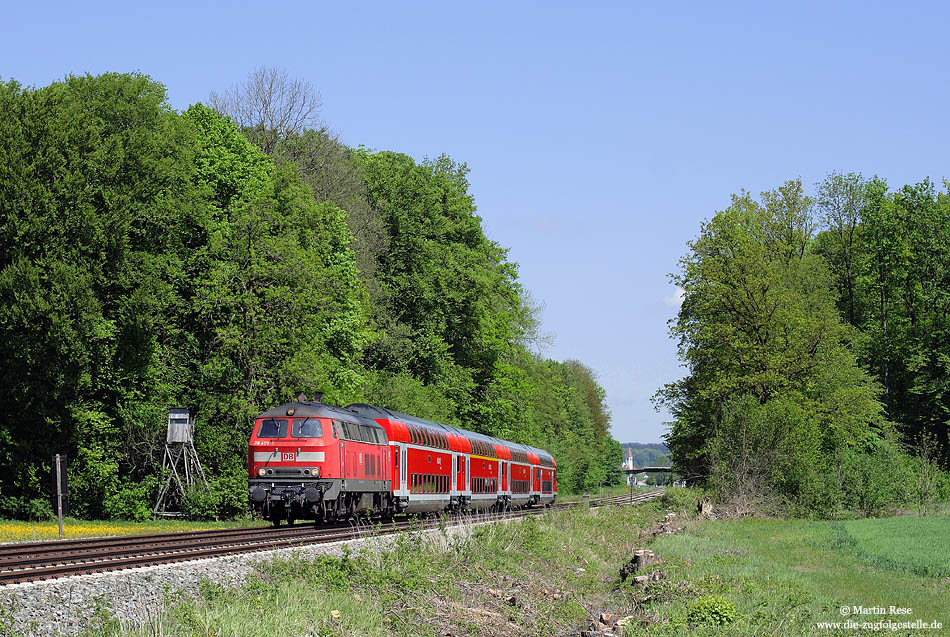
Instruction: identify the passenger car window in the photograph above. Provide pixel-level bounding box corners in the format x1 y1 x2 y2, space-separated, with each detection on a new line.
291 418 323 438
257 419 288 438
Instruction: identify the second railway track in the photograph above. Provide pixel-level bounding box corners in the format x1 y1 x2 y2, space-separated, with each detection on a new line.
0 489 663 586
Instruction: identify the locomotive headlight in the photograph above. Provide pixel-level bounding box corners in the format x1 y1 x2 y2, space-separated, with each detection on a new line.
258 468 266 477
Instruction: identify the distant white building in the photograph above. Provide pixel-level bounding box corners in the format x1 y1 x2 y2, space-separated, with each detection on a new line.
622 449 649 486
623 448 635 471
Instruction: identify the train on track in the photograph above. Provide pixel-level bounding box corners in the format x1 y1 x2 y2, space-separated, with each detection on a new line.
247 394 557 525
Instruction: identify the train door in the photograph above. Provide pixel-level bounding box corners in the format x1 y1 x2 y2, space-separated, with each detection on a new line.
533 466 541 492
465 456 470 492
400 444 407 493
455 454 464 492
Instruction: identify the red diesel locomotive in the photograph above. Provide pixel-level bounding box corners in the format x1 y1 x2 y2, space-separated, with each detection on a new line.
247 393 557 525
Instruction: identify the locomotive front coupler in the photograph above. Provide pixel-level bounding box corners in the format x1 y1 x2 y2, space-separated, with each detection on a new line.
271 484 306 508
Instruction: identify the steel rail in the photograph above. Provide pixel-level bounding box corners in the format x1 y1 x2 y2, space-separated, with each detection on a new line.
0 490 664 585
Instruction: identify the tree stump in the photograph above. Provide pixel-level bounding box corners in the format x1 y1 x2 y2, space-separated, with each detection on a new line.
697 498 713 516
621 549 662 582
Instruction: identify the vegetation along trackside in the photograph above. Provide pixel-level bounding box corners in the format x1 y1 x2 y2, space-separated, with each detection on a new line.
657 174 950 516
92 490 693 636
0 70 621 523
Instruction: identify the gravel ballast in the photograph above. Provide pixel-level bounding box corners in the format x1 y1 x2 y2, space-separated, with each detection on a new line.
0 520 490 636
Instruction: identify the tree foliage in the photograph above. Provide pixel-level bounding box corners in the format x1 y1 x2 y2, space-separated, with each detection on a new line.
659 180 889 511
0 71 619 518
813 175 950 465
664 172 950 514
0 73 201 516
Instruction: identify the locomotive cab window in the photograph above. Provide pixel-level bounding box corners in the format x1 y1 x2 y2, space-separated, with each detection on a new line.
257 419 288 438
291 418 323 438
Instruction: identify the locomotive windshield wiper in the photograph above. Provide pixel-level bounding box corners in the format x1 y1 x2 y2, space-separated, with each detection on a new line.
291 417 323 438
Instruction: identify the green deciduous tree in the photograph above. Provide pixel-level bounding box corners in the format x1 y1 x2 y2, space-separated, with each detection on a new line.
816 175 950 468
0 73 202 516
658 180 887 509
183 103 372 479
357 151 524 420
0 70 623 519
0 76 374 518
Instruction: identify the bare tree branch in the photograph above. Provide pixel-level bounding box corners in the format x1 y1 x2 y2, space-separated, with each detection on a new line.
210 66 323 153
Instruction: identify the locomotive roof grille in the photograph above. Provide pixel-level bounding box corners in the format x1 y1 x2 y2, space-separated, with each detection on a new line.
257 402 385 433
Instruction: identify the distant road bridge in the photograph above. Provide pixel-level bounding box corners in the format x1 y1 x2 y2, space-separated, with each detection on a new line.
622 464 676 487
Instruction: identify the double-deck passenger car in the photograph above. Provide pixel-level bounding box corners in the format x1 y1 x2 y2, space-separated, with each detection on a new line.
248 394 556 524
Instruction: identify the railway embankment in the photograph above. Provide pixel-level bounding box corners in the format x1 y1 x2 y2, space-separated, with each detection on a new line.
0 490 669 635
9 492 946 636
0 513 520 635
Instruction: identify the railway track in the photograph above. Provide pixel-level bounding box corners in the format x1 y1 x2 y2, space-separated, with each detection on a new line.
0 489 664 586
588 489 665 507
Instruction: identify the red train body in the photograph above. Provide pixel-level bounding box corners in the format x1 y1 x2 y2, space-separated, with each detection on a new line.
247 396 556 524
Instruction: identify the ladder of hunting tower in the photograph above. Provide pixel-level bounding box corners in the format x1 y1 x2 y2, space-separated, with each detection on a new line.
153 408 210 518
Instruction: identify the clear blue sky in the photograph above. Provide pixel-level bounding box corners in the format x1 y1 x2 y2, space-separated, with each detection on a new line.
4 2 949 443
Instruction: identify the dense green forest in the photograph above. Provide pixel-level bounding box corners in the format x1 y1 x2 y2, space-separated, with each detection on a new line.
658 175 950 515
0 71 621 520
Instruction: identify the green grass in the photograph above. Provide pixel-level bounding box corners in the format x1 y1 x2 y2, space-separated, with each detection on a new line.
73 492 949 636
643 515 950 635
104 495 696 637
837 515 950 577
